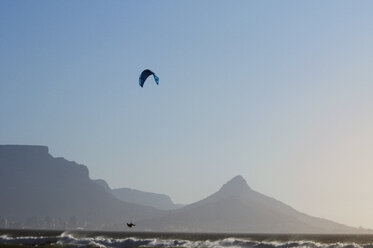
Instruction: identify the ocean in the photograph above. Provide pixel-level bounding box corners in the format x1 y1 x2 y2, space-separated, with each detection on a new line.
1 229 373 248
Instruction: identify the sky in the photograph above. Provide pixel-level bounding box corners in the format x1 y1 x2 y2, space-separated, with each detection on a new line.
1 0 373 228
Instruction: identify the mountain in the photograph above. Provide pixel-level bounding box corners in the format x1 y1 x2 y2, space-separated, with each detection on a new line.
0 145 359 233
92 178 183 210
0 145 164 230
139 175 357 233
112 188 184 210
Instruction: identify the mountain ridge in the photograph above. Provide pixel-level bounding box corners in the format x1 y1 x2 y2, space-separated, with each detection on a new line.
0 145 360 233
91 178 184 210
112 187 183 210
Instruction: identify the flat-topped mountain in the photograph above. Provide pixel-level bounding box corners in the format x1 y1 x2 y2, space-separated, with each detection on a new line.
0 145 164 229
139 175 356 233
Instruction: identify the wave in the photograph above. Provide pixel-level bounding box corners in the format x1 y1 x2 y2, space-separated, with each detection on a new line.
2 232 373 248
0 234 58 245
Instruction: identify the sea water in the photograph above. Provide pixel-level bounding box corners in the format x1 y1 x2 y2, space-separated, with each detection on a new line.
1 229 373 248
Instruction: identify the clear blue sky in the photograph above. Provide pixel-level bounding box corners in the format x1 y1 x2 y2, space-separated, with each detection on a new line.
1 0 373 228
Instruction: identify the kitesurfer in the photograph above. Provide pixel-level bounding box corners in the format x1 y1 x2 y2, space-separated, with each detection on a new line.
126 222 136 228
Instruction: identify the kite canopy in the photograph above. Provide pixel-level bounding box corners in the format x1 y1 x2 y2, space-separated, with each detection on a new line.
139 69 159 87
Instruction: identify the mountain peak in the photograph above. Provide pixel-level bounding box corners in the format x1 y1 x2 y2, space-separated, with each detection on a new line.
219 175 251 196
227 175 247 184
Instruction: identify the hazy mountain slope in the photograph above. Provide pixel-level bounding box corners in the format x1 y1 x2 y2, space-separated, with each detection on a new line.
0 145 164 229
112 188 183 210
92 178 183 210
139 176 356 233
